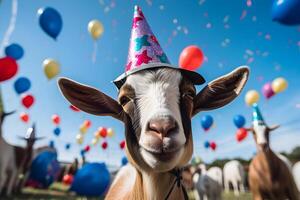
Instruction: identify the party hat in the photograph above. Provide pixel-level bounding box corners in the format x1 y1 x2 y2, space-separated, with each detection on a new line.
252 103 265 124
113 6 205 89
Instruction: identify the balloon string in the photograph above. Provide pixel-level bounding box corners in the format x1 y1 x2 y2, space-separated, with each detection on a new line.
92 41 98 63
0 0 18 56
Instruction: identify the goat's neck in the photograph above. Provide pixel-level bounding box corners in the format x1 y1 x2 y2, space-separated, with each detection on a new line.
258 149 279 178
131 169 182 200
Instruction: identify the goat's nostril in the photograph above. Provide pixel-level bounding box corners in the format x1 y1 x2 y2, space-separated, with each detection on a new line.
148 117 177 137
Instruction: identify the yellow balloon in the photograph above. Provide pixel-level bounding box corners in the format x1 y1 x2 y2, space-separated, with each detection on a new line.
43 58 60 80
76 134 84 144
107 128 114 137
272 77 287 93
80 124 88 134
91 137 99 146
245 90 260 106
88 20 104 40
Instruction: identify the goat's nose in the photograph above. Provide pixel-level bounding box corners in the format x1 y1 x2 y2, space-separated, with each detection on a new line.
148 117 177 137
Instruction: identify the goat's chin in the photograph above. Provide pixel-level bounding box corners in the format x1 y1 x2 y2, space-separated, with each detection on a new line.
140 147 184 172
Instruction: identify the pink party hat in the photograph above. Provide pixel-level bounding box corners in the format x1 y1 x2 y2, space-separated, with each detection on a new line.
113 6 205 89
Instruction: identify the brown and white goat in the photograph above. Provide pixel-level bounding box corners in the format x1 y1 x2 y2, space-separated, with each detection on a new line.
58 67 249 200
247 123 299 200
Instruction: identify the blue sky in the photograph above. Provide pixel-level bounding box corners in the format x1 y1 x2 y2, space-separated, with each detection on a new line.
0 0 299 165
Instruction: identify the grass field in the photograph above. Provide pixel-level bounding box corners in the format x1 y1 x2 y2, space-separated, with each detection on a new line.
0 183 252 200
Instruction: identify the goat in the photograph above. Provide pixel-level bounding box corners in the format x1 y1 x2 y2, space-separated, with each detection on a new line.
223 160 245 196
293 161 300 192
58 66 248 199
192 164 222 200
207 166 223 187
247 104 299 200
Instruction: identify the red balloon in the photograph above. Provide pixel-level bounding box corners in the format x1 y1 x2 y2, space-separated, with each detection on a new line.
20 112 29 123
21 94 34 109
120 140 126 149
52 114 60 125
236 128 248 142
98 127 107 138
70 105 80 112
84 145 91 152
210 141 217 151
0 57 18 82
83 120 91 128
102 141 108 149
62 174 74 185
179 45 204 71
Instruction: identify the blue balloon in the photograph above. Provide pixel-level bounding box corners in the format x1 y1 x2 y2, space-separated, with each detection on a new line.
80 149 86 157
53 127 61 136
38 7 63 39
14 77 31 94
201 115 213 130
121 156 128 166
5 43 24 60
71 163 110 196
49 140 55 148
233 115 246 128
29 151 60 187
272 0 300 25
204 141 210 149
65 143 71 150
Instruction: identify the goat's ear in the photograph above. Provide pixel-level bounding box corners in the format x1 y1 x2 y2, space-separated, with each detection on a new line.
193 67 249 116
58 78 125 121
268 124 280 132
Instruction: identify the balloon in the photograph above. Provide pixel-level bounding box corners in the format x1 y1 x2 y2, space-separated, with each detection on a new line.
272 77 288 93
201 115 213 131
88 20 104 40
80 149 86 157
70 163 110 196
92 138 99 146
245 90 259 106
210 141 217 151
29 151 60 188
65 143 71 150
21 94 35 109
107 128 114 137
20 112 29 123
121 157 128 166
84 145 91 152
53 127 61 136
63 174 74 185
98 127 107 138
5 43 24 60
14 77 31 94
179 45 204 71
43 58 60 80
119 140 125 149
272 0 300 25
0 57 18 82
52 114 60 125
94 131 101 138
76 134 84 144
236 128 248 142
233 115 246 128
83 120 91 129
204 141 210 149
49 140 55 148
70 105 80 112
101 141 108 150
80 124 88 134
262 82 275 99
38 7 63 39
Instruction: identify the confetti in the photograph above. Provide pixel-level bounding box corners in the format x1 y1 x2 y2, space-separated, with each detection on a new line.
240 10 247 20
159 5 165 10
206 23 212 29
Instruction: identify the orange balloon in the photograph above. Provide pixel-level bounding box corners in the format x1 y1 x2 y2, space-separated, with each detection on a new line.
20 112 29 123
179 45 204 71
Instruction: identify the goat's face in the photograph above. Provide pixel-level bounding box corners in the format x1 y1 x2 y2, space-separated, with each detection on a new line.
247 123 280 152
58 67 249 172
119 69 194 171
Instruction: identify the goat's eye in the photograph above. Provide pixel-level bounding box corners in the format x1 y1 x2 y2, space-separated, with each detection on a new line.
119 96 131 106
182 91 195 99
